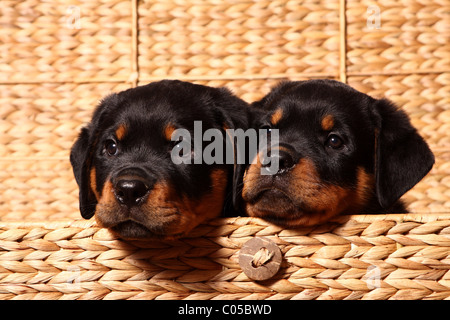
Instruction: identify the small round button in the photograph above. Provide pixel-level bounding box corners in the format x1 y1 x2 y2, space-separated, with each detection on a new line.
238 237 282 281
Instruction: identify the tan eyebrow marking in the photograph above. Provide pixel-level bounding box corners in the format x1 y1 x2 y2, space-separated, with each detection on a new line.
164 123 177 141
270 108 283 125
321 114 334 131
115 124 127 140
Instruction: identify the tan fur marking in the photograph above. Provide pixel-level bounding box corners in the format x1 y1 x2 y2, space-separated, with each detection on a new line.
193 169 228 222
354 167 375 209
94 180 116 227
90 167 100 201
164 123 177 141
242 157 357 227
270 108 283 125
321 115 334 131
144 168 228 239
115 124 127 140
289 158 352 221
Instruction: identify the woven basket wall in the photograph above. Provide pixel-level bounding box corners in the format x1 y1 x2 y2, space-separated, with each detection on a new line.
0 0 449 300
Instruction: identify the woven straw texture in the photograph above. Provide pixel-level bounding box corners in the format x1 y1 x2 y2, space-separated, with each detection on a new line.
1 215 450 300
0 0 449 300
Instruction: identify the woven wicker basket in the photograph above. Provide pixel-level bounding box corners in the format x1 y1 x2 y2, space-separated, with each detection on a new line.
0 0 449 300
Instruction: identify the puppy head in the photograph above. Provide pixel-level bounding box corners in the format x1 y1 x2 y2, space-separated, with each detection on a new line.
241 79 434 227
71 80 248 239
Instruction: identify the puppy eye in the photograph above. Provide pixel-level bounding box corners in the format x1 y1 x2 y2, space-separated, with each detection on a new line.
105 139 119 156
171 138 184 149
260 124 272 134
326 134 344 149
170 137 193 153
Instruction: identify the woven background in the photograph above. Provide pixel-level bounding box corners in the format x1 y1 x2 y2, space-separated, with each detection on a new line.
0 0 449 220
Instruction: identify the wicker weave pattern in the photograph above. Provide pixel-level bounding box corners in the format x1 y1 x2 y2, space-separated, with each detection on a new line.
0 160 78 221
0 83 131 158
0 0 133 83
138 0 340 79
1 215 449 300
346 0 449 75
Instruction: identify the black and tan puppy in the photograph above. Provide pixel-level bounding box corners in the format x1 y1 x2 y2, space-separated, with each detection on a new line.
237 79 434 228
70 80 249 239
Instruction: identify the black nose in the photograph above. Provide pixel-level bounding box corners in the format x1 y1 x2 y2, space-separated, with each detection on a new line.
261 149 296 174
114 179 150 207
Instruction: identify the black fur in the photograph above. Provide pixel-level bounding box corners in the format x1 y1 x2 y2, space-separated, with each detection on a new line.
235 79 434 226
70 80 250 238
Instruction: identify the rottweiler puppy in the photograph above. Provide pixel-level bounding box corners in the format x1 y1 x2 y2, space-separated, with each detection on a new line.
70 80 249 239
235 79 434 228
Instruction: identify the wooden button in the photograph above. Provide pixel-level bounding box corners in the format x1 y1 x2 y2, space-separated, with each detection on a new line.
238 237 282 281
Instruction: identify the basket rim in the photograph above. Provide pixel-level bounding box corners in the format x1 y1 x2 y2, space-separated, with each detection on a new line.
2 213 450 231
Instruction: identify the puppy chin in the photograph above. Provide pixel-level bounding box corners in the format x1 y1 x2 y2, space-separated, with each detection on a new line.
109 220 186 240
245 189 296 223
95 208 190 240
250 189 295 213
245 189 339 228
111 220 159 239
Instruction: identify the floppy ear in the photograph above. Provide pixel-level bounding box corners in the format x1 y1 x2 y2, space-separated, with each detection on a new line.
222 118 248 215
70 93 120 219
373 98 434 210
232 163 247 213
70 126 97 219
231 106 266 214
